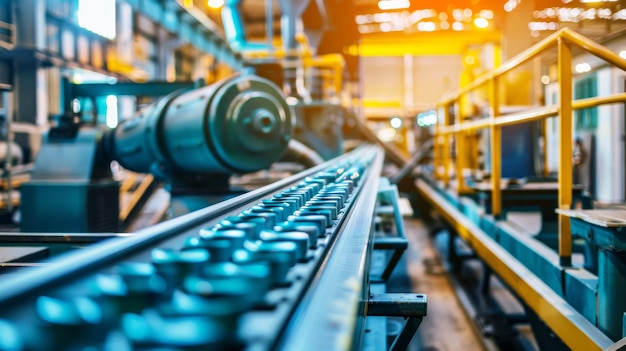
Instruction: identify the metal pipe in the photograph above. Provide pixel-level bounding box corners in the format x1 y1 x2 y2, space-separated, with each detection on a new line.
389 138 434 185
438 106 560 134
222 0 269 52
266 0 273 55
277 0 309 55
573 92 626 110
281 138 324 168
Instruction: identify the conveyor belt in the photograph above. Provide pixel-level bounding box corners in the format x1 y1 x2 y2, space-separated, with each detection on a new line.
0 145 384 351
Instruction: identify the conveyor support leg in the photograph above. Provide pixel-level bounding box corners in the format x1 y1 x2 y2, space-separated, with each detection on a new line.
368 293 428 351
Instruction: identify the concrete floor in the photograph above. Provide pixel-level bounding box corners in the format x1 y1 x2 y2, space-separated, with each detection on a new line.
385 217 486 351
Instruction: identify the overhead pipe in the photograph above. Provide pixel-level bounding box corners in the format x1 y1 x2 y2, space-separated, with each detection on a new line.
278 0 311 100
277 0 309 56
222 0 270 52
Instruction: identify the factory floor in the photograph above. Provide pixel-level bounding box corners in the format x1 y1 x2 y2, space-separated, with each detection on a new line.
387 216 486 350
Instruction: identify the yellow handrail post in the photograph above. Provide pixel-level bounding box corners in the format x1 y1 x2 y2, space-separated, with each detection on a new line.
456 104 465 193
442 104 451 187
542 118 550 177
558 37 573 267
489 75 502 218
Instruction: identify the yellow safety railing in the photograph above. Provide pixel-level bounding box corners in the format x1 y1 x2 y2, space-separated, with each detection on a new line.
432 27 626 265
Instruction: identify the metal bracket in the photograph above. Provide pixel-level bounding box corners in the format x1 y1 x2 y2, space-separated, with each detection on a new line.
368 293 428 351
373 236 407 281
373 178 409 281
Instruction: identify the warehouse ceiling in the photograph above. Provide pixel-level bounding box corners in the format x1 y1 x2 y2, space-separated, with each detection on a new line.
196 0 626 69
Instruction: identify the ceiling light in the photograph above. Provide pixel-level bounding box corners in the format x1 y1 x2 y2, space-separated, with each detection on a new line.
418 21 436 32
378 0 410 10
474 17 489 28
208 0 224 9
575 63 591 73
390 117 403 129
377 127 397 142
480 10 494 19
619 50 626 59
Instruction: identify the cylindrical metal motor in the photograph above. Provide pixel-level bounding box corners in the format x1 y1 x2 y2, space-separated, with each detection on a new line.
105 74 293 175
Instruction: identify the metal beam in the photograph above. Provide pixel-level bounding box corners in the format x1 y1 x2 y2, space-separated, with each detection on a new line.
70 81 195 97
359 31 501 57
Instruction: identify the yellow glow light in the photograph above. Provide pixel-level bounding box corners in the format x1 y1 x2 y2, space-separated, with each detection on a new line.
208 0 224 9
377 127 397 141
378 0 410 10
390 117 403 129
473 17 489 29
575 63 591 73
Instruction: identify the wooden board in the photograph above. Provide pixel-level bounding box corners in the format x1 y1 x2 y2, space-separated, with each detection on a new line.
557 209 626 228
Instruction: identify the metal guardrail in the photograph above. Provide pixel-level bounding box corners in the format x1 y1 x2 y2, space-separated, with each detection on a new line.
431 27 626 265
416 178 613 351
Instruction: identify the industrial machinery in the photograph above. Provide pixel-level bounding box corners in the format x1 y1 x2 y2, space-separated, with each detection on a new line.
0 145 427 351
223 0 346 161
20 73 294 232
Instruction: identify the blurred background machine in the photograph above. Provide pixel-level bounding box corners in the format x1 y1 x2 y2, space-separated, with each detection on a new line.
2 0 626 350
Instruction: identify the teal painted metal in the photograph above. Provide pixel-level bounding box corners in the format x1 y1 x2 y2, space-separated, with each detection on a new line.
362 285 387 351
373 177 408 281
368 293 427 318
417 177 613 349
570 217 626 250
367 293 427 351
565 268 598 325
598 250 626 341
496 222 565 296
69 81 196 98
568 216 626 341
0 0 13 89
422 174 611 342
222 0 271 52
20 128 120 232
107 74 293 175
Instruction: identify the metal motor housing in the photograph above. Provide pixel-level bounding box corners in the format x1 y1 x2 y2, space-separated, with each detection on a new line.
106 74 293 175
